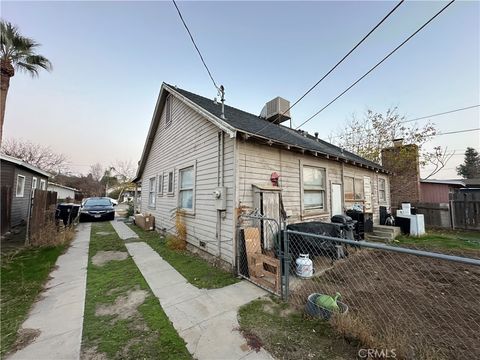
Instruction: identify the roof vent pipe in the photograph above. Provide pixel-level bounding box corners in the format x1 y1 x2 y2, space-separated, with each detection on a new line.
218 85 226 119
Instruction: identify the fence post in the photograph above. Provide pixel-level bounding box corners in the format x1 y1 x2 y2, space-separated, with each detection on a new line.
282 227 289 301
24 190 34 246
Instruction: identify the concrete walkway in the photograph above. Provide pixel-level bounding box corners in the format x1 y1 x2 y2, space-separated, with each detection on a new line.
110 219 138 240
112 221 273 360
8 223 91 360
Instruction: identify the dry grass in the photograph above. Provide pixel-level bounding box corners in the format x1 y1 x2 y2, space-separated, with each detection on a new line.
30 222 75 247
167 209 186 251
330 313 444 360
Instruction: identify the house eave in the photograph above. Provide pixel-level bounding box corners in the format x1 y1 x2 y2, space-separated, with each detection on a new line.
238 131 388 174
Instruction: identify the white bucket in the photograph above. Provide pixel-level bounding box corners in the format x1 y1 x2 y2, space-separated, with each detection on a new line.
295 254 313 278
401 203 411 215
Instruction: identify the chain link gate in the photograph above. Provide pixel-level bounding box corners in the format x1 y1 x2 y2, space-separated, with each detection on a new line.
237 213 288 297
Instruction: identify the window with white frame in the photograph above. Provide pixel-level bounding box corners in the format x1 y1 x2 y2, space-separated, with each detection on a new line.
344 176 364 201
378 178 386 202
16 175 26 197
178 166 194 210
165 95 172 127
302 165 326 211
40 179 46 190
148 177 156 207
157 173 163 195
32 177 38 189
167 171 174 194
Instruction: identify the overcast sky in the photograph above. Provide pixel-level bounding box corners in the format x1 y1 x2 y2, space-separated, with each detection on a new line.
2 0 479 178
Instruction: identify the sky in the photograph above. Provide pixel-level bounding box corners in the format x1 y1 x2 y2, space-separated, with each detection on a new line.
2 0 479 179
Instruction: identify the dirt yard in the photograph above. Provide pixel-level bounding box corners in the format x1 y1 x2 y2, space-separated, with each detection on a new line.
291 248 480 359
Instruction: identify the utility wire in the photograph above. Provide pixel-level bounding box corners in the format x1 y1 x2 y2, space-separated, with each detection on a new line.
172 0 219 90
435 128 480 136
329 104 479 139
400 104 480 124
252 0 405 136
257 0 405 133
295 0 456 131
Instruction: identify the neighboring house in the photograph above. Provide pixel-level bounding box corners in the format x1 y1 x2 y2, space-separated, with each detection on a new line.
47 182 78 200
134 83 390 267
464 178 480 188
0 154 50 231
419 179 465 203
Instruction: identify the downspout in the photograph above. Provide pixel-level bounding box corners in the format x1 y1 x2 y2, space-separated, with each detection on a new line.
134 183 138 215
217 131 224 258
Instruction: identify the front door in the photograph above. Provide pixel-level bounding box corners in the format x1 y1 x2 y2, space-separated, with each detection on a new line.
331 183 343 215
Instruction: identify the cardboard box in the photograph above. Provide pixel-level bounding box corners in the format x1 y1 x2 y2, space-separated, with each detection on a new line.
134 213 155 231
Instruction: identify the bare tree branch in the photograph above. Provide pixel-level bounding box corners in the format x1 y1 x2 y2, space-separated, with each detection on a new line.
1 138 69 174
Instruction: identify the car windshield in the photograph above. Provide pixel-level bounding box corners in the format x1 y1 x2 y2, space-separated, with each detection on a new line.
84 199 112 206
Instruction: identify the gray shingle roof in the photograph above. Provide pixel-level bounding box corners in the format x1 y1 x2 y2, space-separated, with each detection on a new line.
169 84 384 170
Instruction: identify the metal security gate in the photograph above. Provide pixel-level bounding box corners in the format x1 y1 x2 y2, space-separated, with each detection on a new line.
237 213 287 297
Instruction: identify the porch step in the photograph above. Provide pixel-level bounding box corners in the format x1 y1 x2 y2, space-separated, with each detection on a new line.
365 233 393 243
372 225 401 237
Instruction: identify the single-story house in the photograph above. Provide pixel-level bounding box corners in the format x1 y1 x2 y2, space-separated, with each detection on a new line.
47 182 78 201
419 179 465 203
1 154 50 232
134 83 390 267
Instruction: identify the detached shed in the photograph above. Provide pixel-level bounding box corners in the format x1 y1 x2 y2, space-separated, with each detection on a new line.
0 154 50 232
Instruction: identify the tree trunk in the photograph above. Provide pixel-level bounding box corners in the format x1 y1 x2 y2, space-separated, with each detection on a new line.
0 60 15 146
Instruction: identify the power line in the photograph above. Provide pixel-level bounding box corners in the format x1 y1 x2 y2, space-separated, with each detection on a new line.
252 0 405 136
435 128 480 136
172 0 219 90
329 105 479 140
400 104 480 124
295 0 456 131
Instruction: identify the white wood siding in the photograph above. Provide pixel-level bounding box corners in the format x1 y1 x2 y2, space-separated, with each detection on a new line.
140 96 235 265
237 140 390 223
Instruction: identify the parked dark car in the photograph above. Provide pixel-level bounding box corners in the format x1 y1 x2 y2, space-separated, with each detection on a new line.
79 197 115 222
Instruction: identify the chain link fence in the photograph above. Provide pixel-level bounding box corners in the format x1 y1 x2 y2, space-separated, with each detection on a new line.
285 230 480 359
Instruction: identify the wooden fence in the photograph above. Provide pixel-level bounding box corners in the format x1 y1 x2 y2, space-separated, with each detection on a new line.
28 189 58 245
451 189 480 230
414 202 451 228
1 186 12 235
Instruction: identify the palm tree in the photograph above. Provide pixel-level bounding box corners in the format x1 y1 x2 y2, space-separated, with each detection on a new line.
0 20 52 144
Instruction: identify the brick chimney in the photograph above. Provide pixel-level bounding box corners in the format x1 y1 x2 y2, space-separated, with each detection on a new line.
381 139 421 208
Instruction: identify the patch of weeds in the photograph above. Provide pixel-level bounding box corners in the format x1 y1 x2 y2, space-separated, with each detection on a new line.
128 224 239 289
238 296 359 360
396 229 480 258
1 244 67 357
81 222 190 359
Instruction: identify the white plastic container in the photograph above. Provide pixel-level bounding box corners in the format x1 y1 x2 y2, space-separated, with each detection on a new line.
295 254 313 278
401 203 411 215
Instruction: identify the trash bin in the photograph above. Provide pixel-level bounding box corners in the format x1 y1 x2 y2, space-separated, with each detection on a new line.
55 204 80 226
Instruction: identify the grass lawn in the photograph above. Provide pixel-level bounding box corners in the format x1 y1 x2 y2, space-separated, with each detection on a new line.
397 229 480 254
128 224 239 289
1 244 67 357
238 296 359 360
81 222 191 359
